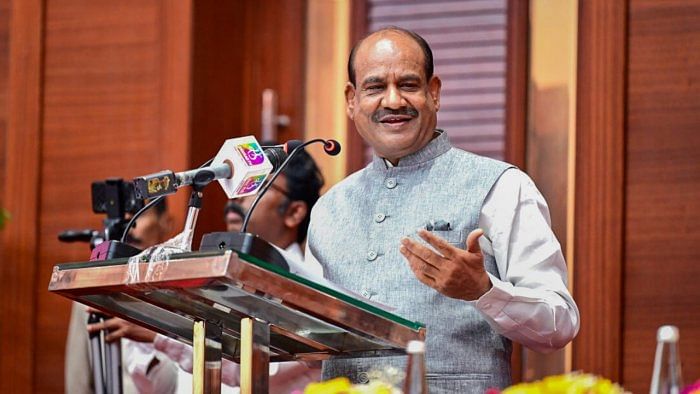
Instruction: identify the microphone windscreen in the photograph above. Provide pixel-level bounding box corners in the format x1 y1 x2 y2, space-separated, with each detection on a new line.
264 148 287 171
284 140 304 153
323 139 342 156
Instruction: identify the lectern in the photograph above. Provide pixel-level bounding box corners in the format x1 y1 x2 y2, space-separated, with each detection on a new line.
49 249 426 393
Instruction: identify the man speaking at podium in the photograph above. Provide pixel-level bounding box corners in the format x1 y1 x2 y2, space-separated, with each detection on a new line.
306 27 580 393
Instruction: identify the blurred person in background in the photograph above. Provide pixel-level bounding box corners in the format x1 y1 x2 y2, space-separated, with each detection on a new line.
65 198 179 394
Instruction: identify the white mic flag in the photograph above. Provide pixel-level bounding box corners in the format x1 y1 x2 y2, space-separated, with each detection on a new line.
211 136 273 199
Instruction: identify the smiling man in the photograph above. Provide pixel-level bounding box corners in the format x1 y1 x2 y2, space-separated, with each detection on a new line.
306 27 580 393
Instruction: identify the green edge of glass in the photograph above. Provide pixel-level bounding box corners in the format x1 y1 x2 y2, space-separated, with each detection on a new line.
234 250 425 331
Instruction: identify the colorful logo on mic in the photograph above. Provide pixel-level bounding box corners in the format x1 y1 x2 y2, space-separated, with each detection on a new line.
236 142 265 166
236 174 266 195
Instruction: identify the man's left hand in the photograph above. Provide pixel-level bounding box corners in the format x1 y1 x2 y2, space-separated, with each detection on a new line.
400 228 492 301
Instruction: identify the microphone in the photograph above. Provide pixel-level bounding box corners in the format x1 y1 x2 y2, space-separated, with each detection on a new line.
323 139 342 156
133 136 285 200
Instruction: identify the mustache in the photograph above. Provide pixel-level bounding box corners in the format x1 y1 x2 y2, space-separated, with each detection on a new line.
371 107 419 123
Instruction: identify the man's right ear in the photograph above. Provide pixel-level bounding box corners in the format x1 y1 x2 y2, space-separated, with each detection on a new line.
345 82 356 120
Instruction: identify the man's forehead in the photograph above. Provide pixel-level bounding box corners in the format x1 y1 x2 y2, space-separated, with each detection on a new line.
354 34 425 80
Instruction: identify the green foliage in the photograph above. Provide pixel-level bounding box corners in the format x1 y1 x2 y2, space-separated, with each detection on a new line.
0 208 9 230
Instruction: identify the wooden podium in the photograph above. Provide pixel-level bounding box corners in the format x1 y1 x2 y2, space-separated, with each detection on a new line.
49 249 426 393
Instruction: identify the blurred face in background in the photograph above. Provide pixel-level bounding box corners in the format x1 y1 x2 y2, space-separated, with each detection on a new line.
127 208 172 249
230 174 307 248
225 209 244 232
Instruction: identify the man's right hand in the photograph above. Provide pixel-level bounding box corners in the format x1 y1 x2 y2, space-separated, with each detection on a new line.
86 307 157 343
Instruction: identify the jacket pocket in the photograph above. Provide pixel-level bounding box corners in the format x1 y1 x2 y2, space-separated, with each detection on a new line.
429 229 464 246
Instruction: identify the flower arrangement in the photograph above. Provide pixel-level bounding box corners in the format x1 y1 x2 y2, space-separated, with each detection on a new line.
490 373 626 394
301 377 400 394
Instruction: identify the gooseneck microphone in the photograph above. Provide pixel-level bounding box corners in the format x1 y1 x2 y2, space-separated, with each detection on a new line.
241 138 342 233
323 139 342 156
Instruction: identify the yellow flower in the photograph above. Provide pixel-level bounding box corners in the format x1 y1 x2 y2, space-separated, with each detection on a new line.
502 373 625 394
304 377 352 394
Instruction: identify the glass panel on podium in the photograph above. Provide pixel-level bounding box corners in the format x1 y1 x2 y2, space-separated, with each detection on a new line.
49 249 426 392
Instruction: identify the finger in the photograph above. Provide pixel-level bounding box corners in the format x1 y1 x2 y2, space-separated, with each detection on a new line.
86 321 108 332
400 238 442 269
400 245 439 280
105 327 128 342
417 229 457 258
87 318 120 333
466 228 484 254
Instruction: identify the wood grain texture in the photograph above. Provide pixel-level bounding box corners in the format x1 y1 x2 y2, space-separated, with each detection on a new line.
624 1 700 392
0 0 44 391
505 0 527 170
572 0 627 383
0 0 8 197
504 0 528 381
34 1 192 391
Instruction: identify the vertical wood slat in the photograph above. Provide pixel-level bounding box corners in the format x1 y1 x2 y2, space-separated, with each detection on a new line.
0 0 9 198
505 0 528 169
572 0 627 383
0 0 44 391
504 0 529 382
346 0 368 175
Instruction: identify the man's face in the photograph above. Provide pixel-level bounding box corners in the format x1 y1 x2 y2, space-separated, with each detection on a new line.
234 174 290 245
346 31 442 163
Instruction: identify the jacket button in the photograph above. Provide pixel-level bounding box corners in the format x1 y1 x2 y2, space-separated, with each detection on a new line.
374 213 386 223
385 178 397 189
358 371 370 383
367 250 378 261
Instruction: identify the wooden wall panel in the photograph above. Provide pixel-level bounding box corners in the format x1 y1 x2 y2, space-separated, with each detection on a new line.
504 0 528 170
624 1 700 392
188 0 307 242
0 0 44 391
573 0 626 383
0 0 8 195
33 1 191 391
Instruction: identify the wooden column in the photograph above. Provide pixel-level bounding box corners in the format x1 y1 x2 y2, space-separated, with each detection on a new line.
572 0 627 383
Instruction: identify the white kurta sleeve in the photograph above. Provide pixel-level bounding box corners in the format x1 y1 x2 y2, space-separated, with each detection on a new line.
475 169 580 353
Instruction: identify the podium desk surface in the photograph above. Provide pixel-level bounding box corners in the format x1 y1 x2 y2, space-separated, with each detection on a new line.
49 250 426 362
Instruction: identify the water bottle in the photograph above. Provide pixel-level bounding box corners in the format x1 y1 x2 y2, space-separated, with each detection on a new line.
403 340 427 394
650 325 683 394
